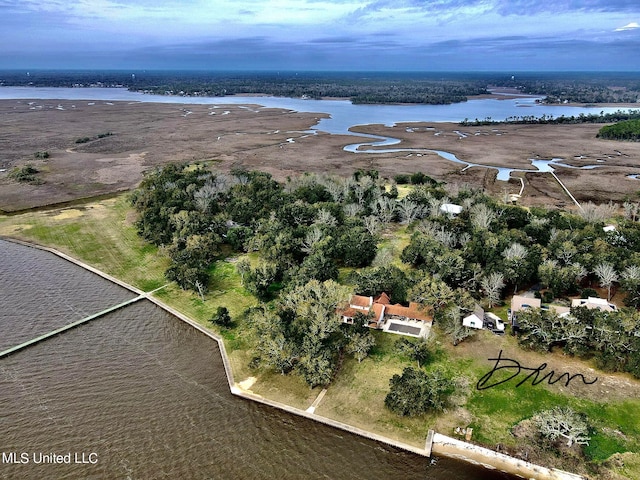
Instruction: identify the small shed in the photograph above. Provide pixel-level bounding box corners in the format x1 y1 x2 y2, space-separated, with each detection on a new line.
463 306 485 329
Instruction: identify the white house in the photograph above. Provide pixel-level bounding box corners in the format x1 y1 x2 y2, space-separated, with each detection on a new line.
571 297 617 312
463 306 485 329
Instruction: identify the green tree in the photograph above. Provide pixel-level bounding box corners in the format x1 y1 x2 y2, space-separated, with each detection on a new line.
395 337 432 368
336 226 377 267
502 242 530 293
621 264 640 308
210 306 232 328
247 307 297 375
165 234 219 293
350 265 411 304
295 251 339 285
409 277 456 321
538 260 586 298
346 331 376 363
384 367 455 416
516 308 589 354
298 348 336 388
240 261 278 301
131 163 211 245
440 304 475 346
281 280 351 387
9 164 43 184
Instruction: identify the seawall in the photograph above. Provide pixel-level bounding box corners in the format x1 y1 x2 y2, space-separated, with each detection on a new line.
2 237 586 480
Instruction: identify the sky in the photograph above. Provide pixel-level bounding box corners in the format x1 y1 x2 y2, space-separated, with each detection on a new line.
1 0 639 71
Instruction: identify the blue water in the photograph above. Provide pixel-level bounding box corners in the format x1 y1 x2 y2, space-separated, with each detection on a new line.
0 86 632 135
0 86 633 181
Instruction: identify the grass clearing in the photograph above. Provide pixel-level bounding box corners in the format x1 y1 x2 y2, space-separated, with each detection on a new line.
4 193 640 478
316 330 431 447
0 196 167 291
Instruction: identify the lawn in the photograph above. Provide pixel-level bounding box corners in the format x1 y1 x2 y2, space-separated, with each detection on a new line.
3 194 640 478
0 197 167 291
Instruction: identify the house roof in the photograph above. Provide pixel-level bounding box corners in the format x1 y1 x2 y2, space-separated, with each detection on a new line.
375 292 391 305
371 303 385 321
385 302 432 322
511 295 541 311
341 294 433 324
340 307 361 318
350 295 372 308
571 297 617 312
440 203 463 215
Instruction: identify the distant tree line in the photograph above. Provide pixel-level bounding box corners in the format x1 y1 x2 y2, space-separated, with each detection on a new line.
460 110 640 126
131 74 488 105
5 70 639 106
489 72 640 104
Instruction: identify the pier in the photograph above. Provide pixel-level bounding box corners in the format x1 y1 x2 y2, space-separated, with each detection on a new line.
0 295 145 359
1 238 586 479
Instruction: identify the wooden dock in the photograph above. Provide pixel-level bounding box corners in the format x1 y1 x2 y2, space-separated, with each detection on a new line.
0 295 144 359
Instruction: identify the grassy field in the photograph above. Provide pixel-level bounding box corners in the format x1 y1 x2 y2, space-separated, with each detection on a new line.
0 197 167 291
2 194 640 479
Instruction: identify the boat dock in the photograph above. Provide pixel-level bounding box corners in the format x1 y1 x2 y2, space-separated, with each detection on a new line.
0 295 144 359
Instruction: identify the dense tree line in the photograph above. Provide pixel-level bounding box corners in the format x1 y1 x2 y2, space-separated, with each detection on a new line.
597 119 640 141
131 163 640 392
131 166 381 297
131 163 640 315
516 306 640 378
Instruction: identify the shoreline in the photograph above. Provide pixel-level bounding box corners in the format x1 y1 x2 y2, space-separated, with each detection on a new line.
1 236 585 480
3 94 640 213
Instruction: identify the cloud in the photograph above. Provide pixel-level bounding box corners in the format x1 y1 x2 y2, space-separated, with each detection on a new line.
494 0 640 15
346 0 640 20
2 0 639 70
615 22 640 31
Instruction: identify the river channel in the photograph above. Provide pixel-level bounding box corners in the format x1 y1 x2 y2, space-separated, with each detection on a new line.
0 87 578 478
0 239 515 479
2 86 635 182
